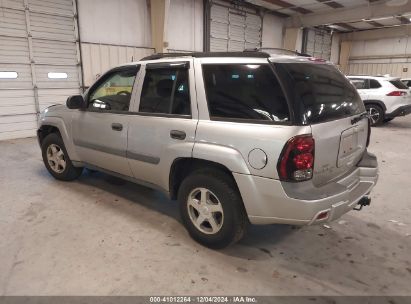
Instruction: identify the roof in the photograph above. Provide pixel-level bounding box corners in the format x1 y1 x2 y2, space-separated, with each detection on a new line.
348 75 400 81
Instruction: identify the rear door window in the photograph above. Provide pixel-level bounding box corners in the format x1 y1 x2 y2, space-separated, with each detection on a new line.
369 79 381 88
139 66 191 116
275 63 365 124
350 78 369 89
202 64 290 123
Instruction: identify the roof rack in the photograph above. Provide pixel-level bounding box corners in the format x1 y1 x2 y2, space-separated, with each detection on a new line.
141 51 270 61
244 47 311 57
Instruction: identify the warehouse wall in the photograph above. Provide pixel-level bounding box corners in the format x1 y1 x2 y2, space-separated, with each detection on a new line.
343 26 411 78
77 0 153 87
261 13 284 48
166 0 203 52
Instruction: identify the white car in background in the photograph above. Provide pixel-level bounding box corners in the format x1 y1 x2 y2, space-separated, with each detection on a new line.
401 78 411 88
348 76 411 126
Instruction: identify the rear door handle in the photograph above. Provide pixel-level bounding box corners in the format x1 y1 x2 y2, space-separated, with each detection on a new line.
170 130 186 140
111 123 123 131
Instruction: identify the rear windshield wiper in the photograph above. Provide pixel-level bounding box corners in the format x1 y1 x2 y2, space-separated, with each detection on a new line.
351 112 368 125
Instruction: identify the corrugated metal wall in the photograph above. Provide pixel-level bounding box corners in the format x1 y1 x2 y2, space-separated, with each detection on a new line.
348 36 411 77
166 0 203 52
81 43 153 87
77 0 153 87
348 58 411 78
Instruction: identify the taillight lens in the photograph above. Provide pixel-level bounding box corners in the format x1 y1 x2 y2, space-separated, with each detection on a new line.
387 91 407 96
278 135 315 182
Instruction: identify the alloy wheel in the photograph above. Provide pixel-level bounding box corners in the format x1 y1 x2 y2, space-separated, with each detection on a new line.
46 144 66 173
187 187 224 235
367 107 380 125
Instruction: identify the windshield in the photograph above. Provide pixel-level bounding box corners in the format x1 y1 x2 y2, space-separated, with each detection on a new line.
275 63 365 124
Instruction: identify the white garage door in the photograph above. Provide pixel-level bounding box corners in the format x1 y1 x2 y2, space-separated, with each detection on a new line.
0 0 81 140
304 28 332 60
209 0 262 52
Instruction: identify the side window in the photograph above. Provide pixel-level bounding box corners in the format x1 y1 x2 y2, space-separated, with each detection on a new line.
369 79 381 89
350 78 369 90
88 66 138 112
139 66 191 115
202 64 289 122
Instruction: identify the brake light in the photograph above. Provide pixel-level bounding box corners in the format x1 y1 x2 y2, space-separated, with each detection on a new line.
387 91 407 96
278 135 315 182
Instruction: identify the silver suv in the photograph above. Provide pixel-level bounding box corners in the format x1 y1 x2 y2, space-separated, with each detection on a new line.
37 52 378 248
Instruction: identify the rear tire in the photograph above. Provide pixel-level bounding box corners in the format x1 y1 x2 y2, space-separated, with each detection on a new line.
41 133 83 181
365 104 384 126
178 169 248 249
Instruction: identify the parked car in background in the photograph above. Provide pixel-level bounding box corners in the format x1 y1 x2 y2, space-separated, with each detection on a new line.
37 52 378 248
348 75 411 126
401 78 411 88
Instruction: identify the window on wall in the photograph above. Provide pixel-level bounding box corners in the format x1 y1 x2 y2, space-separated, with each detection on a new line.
88 66 138 112
48 72 68 79
0 72 18 79
139 67 191 115
202 64 289 122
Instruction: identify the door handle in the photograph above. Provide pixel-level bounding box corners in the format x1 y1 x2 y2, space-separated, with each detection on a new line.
111 123 123 131
170 130 186 140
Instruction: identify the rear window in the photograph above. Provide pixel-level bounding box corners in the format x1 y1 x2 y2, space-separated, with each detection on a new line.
390 80 408 89
202 64 290 123
275 63 365 124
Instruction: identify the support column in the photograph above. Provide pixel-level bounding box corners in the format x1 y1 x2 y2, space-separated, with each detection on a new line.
283 27 302 52
150 0 169 53
339 40 352 74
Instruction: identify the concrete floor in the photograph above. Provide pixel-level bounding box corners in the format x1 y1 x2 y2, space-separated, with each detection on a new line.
1 117 411 296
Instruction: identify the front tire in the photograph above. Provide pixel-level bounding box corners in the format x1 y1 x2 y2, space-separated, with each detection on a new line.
41 133 83 181
366 104 384 126
178 169 248 249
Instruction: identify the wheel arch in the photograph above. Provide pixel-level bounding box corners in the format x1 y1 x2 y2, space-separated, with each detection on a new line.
363 100 387 112
169 158 238 200
38 118 79 161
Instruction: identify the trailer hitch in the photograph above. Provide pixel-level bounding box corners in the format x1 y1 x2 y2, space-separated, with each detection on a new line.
354 196 371 211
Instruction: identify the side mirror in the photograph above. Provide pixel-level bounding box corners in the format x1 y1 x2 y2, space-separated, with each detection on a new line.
66 95 86 109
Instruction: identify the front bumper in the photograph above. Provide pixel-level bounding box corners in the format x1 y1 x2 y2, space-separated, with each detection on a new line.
385 104 411 118
234 151 378 225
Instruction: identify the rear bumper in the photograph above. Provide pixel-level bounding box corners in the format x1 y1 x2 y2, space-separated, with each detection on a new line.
385 104 411 118
234 151 378 225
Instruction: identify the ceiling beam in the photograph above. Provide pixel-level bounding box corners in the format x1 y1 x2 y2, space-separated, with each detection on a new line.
316 0 344 9
339 24 411 41
286 1 411 27
334 22 358 31
365 20 384 27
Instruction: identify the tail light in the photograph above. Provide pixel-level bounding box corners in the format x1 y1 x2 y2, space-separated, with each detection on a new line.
387 91 407 96
277 135 315 182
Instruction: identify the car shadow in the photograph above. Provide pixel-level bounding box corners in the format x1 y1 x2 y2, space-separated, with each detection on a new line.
378 117 411 129
38 167 411 294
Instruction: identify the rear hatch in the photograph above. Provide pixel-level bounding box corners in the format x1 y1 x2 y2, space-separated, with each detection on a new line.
274 60 368 186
